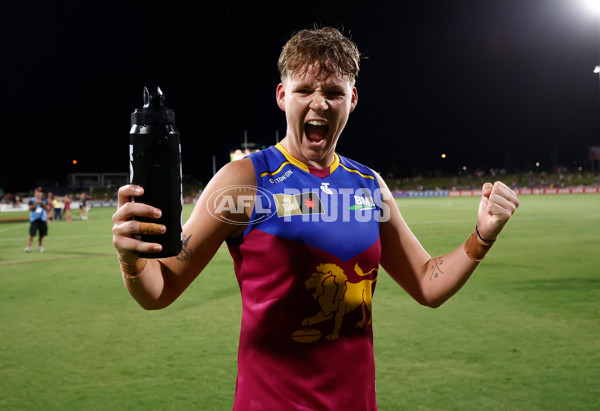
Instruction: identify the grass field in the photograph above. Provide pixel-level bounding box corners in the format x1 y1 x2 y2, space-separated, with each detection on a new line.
1 194 598 410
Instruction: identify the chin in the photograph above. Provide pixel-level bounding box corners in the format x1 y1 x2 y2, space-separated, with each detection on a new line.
302 145 333 165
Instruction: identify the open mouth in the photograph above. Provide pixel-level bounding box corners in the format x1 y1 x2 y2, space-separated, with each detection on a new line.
304 120 328 146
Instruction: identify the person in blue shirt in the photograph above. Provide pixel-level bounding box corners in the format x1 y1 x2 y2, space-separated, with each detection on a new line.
25 187 49 252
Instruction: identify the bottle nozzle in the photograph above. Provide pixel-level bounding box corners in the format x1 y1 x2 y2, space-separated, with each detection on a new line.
143 87 165 109
132 86 175 125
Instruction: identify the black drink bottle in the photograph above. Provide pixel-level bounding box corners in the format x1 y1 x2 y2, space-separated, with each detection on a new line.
129 87 182 258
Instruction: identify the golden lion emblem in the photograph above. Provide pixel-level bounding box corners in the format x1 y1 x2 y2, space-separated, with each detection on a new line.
301 263 378 341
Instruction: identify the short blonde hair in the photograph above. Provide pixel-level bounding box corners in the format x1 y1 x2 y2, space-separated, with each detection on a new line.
278 27 361 85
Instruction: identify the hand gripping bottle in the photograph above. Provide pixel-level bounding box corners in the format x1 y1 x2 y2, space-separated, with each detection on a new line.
129 87 182 258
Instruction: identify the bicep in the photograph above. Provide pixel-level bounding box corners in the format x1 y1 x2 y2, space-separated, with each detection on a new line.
158 159 256 296
380 209 430 292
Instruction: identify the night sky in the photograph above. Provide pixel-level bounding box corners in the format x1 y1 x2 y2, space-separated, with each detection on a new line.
2 0 599 192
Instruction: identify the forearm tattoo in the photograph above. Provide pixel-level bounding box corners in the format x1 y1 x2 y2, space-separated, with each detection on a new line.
429 257 444 281
176 234 193 261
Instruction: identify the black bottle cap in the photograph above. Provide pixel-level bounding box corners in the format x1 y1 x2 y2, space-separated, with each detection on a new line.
131 87 176 126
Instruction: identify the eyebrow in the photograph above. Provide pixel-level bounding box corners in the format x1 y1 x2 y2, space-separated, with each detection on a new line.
293 82 347 93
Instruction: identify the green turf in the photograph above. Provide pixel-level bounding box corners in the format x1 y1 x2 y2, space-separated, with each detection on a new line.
0 195 598 410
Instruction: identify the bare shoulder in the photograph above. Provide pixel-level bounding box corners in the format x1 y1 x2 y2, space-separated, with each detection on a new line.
187 158 257 235
374 171 395 205
374 171 389 190
209 157 256 188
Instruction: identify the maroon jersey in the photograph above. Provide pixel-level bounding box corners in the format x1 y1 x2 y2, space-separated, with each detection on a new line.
227 144 383 410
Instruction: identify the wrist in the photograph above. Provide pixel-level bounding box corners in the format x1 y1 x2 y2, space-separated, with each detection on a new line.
464 226 494 262
118 255 147 278
475 225 496 243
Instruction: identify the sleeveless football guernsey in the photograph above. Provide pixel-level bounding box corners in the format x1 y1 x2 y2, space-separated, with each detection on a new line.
227 143 383 410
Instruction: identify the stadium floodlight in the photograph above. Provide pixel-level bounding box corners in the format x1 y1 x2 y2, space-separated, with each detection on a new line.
594 66 600 73
580 0 600 15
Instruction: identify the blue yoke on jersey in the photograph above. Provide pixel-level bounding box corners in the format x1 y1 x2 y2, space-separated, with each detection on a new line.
227 143 384 411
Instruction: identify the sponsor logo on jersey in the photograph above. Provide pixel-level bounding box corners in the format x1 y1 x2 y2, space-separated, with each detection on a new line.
268 169 293 184
349 195 376 210
274 192 324 217
320 182 333 195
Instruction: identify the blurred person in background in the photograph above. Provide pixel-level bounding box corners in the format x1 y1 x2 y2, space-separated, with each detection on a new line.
46 192 55 221
53 195 64 221
25 186 49 252
64 194 72 221
78 192 88 220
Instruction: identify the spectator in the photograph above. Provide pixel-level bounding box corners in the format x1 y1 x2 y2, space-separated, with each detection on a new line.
25 187 49 252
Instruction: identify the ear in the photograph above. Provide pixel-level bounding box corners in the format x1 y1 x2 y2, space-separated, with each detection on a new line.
276 83 286 111
349 86 358 113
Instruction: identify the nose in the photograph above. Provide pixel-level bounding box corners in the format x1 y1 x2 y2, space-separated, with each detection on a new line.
309 93 328 112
